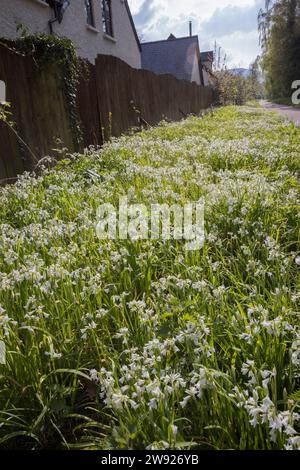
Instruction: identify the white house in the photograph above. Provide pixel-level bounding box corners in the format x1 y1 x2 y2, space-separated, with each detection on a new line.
0 0 141 68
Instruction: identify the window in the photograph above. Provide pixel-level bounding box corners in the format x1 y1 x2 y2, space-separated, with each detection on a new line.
85 0 95 27
102 0 113 37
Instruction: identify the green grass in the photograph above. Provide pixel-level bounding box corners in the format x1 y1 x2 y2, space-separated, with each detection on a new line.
0 105 299 450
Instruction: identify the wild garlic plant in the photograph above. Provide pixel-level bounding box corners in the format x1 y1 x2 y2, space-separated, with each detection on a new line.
0 105 299 449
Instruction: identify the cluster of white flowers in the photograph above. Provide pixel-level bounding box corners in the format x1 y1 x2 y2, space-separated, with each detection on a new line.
0 106 299 449
233 386 300 448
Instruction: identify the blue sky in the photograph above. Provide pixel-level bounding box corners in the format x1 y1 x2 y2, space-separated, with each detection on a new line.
128 0 265 68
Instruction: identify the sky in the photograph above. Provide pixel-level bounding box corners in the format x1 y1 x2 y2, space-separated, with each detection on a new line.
128 0 265 68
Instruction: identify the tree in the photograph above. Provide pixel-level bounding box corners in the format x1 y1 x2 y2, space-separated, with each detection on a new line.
246 57 265 99
213 41 227 72
212 41 264 105
258 0 300 99
214 71 245 105
213 55 264 105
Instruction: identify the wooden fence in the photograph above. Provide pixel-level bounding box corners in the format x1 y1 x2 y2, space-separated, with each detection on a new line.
0 43 75 182
0 45 213 181
78 55 213 146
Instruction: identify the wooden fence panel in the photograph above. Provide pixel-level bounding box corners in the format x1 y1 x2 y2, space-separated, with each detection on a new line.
0 46 213 181
0 44 75 182
78 54 213 144
77 62 101 148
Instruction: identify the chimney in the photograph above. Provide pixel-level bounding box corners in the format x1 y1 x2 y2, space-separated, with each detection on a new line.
189 21 192 37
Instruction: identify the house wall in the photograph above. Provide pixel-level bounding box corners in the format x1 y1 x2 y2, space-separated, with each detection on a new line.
191 52 201 85
207 61 213 71
202 68 209 87
202 60 214 87
0 0 141 68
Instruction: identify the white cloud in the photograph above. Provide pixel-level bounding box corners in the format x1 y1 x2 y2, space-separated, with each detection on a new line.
212 30 261 68
128 0 264 68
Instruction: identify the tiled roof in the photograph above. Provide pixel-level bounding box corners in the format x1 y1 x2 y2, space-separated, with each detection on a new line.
141 35 201 82
200 51 214 62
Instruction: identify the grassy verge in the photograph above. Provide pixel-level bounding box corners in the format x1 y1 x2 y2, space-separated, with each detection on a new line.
0 105 299 450
271 97 300 108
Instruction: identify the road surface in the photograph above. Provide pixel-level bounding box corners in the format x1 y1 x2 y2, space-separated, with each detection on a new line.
260 100 300 125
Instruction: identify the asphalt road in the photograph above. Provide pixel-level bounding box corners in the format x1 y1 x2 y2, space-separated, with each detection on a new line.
261 100 300 125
